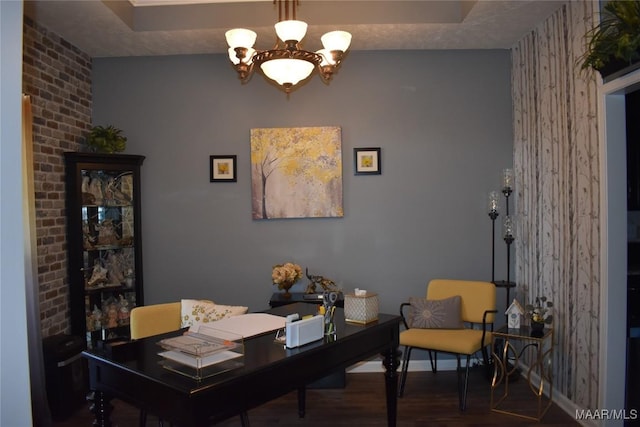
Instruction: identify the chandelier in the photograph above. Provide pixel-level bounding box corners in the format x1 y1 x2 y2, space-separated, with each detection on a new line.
225 0 352 94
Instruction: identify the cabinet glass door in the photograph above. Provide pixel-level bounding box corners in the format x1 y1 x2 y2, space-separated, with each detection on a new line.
65 152 144 349
81 169 136 343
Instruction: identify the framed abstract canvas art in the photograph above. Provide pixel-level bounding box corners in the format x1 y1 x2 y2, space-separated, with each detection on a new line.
250 127 343 219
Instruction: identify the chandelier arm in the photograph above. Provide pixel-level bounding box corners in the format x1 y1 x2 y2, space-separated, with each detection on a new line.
234 62 255 84
315 49 346 83
317 65 333 83
271 34 281 51
230 47 258 83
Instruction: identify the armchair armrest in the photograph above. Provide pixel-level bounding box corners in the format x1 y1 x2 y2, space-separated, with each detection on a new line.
399 302 411 329
482 309 498 327
481 309 498 346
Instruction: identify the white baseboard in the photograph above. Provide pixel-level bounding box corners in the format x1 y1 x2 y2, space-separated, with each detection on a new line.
346 358 462 373
554 393 598 427
525 366 597 427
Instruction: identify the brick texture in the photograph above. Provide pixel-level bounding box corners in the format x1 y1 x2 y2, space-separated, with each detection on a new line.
23 16 92 338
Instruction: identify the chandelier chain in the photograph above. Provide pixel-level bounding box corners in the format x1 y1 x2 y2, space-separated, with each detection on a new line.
276 0 299 22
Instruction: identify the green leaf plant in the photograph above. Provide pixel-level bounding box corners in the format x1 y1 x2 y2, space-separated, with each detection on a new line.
86 125 127 154
580 0 640 71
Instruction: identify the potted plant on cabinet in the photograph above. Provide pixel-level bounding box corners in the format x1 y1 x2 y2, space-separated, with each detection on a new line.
580 0 640 81
86 125 127 154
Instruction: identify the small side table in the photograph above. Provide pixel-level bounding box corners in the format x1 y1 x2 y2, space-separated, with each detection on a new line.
490 325 554 421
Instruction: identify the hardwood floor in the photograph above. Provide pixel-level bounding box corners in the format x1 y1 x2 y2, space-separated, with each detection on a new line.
53 368 579 426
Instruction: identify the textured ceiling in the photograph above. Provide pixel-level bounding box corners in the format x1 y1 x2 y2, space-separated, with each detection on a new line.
23 0 567 58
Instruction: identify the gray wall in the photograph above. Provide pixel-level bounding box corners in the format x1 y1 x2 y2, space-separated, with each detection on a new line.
92 50 514 317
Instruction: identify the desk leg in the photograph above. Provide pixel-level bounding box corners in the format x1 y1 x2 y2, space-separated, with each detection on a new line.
240 411 251 427
382 348 401 427
297 386 306 418
87 390 113 427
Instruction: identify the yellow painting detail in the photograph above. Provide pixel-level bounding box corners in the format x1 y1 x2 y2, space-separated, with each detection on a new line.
361 155 373 168
217 163 229 175
250 127 343 219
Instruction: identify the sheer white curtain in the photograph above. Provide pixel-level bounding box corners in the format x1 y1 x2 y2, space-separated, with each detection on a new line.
511 0 600 409
23 94 53 426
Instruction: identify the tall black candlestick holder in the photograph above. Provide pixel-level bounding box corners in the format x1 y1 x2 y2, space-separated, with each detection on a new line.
503 232 514 312
501 184 514 286
502 187 511 213
489 171 516 324
489 209 499 283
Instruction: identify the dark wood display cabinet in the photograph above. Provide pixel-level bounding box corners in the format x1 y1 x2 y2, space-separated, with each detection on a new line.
64 152 145 349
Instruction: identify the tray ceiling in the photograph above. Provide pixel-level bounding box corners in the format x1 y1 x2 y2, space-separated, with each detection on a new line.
24 0 567 58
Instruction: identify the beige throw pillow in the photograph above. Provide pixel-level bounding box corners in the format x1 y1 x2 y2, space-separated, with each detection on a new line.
408 295 464 329
180 299 248 328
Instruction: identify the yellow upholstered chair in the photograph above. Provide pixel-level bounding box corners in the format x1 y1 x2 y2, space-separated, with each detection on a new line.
398 279 497 411
130 302 182 339
130 302 184 427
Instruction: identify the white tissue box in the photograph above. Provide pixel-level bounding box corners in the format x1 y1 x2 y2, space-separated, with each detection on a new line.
344 293 379 324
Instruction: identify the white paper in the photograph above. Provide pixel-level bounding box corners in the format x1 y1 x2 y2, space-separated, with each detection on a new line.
190 313 286 338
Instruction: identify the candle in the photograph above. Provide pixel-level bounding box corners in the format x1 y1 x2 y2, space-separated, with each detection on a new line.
503 168 514 190
488 191 499 213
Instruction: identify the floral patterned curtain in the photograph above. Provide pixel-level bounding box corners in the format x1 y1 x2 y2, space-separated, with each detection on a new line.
511 0 600 408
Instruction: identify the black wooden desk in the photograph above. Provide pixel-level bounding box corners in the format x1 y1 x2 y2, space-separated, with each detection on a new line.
83 303 401 426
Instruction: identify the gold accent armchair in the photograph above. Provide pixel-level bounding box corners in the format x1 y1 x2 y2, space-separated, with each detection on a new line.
130 302 182 340
398 279 497 411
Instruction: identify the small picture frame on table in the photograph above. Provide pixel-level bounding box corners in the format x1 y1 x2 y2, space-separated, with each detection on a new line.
210 155 237 182
354 147 381 175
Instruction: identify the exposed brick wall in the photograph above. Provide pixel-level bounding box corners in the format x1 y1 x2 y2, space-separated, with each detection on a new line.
22 16 92 337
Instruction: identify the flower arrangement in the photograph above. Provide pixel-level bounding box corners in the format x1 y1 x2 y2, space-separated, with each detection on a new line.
525 296 554 325
272 262 303 292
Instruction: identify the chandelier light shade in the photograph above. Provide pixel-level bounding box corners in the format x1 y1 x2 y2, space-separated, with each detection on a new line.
225 0 351 94
225 29 257 50
261 58 315 86
274 20 308 43
321 31 352 52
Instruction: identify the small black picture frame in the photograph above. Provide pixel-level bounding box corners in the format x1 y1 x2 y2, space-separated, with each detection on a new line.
354 147 381 175
210 155 237 182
